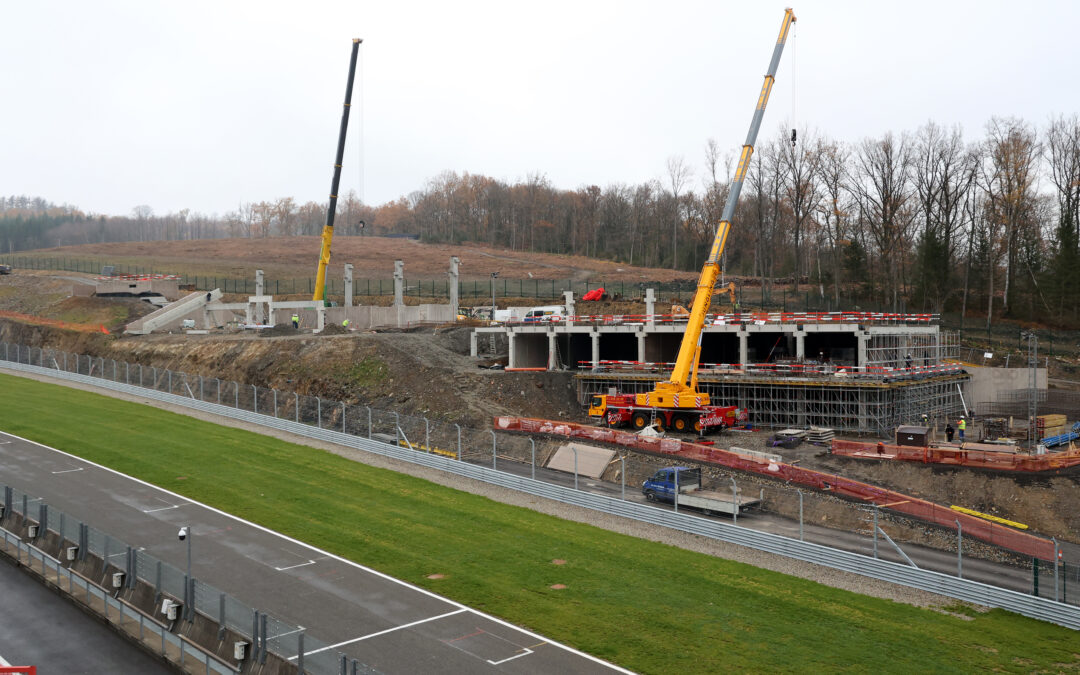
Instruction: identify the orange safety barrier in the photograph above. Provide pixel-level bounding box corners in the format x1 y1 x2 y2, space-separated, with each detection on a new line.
0 310 106 333
494 416 1056 560
832 439 1080 472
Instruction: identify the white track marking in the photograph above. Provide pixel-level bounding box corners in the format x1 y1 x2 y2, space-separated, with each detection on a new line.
488 647 534 665
51 467 84 474
274 560 316 571
292 609 469 658
0 427 634 674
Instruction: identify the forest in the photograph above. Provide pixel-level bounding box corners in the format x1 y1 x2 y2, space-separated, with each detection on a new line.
3 115 1079 323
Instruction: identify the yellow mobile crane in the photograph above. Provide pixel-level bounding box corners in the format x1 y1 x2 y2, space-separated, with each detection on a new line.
313 38 362 303
590 8 795 432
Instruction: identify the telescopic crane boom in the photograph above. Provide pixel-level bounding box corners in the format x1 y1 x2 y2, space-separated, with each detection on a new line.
651 8 794 408
588 8 794 434
313 38 362 303
648 8 794 409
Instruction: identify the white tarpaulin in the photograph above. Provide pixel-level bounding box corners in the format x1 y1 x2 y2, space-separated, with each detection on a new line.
546 443 616 479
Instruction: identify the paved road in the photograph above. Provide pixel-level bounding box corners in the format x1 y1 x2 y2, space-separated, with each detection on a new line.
0 430 628 674
0 554 173 673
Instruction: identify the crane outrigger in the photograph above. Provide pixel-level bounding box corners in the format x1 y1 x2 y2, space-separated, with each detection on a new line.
589 8 796 433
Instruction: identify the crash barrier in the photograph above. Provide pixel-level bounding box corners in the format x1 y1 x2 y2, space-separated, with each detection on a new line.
495 417 1057 561
583 360 966 381
2 345 1077 627
832 439 1080 472
0 483 370 675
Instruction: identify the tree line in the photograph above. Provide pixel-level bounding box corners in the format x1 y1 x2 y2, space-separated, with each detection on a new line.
4 114 1080 324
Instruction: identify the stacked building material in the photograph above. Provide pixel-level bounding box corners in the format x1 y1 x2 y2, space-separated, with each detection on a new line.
807 427 836 445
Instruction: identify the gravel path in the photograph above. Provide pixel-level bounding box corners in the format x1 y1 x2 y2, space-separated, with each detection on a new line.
4 368 964 612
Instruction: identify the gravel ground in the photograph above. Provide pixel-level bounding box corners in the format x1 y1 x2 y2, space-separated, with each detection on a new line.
4 368 965 612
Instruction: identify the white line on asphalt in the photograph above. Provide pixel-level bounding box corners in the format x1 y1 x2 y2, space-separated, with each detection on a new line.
141 504 184 513
51 467 84 474
274 560 316 571
488 647 534 665
266 625 306 640
291 609 469 658
0 426 635 674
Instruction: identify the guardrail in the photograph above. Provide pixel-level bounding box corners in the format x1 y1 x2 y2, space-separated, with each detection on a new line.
2 356 1078 630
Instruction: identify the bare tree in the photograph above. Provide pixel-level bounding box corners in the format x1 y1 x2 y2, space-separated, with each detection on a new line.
980 117 1041 314
780 126 825 292
850 132 915 310
666 155 692 269
816 139 850 305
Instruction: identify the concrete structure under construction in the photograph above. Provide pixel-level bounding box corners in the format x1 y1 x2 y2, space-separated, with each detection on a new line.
472 296 968 436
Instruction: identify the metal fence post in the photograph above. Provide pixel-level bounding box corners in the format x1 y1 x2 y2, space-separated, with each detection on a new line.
674 468 679 513
424 417 430 451
234 383 239 408
216 378 221 404
273 389 278 417
455 423 461 459
343 402 347 433
317 397 322 428
620 454 625 500
489 430 496 469
295 392 300 422
297 632 304 673
394 412 400 445
199 374 203 400
798 490 804 541
573 446 578 490
252 385 257 414
873 505 880 559
168 369 172 393
956 519 963 578
218 594 226 641
367 407 372 439
730 477 737 525
259 614 268 664
1053 537 1060 602
530 438 536 480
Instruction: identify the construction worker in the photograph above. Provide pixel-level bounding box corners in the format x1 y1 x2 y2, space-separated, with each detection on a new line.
291 313 299 329
945 423 954 443
905 353 913 369
342 318 350 329
958 417 966 441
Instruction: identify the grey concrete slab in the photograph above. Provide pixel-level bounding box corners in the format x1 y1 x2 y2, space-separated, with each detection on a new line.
0 554 173 674
0 430 628 674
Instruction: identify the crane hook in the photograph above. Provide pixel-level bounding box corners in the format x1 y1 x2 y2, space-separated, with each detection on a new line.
790 128 797 146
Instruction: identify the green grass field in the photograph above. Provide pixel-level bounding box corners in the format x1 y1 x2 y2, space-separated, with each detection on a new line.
0 372 1076 673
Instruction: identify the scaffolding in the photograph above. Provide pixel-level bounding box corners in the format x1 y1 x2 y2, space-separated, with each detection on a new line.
864 330 960 368
575 372 968 436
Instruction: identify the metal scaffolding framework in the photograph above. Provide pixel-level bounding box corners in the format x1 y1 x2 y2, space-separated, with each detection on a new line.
576 372 968 436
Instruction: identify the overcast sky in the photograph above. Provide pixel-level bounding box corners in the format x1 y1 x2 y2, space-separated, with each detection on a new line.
3 0 1078 218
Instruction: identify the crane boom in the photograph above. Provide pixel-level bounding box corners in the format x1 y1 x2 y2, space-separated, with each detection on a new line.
640 7 795 410
313 38 362 303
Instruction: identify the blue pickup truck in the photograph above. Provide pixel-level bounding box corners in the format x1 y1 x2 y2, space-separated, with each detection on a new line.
642 466 754 516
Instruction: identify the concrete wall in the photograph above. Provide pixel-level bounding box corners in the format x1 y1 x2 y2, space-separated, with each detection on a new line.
963 365 1047 408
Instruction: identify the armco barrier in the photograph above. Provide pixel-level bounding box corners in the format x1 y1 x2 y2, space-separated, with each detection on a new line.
495 417 1057 561
2 358 1078 631
832 439 1080 472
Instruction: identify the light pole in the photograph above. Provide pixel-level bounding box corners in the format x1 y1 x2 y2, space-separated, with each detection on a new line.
490 272 499 321
178 526 191 617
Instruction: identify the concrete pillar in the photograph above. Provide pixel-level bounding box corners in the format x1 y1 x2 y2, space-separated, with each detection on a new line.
449 257 460 319
344 264 354 308
795 328 807 361
857 332 870 367
645 288 656 326
738 330 749 366
508 332 517 369
254 270 265 324
470 331 478 357
393 260 404 307
637 331 646 363
548 333 557 371
563 290 575 325
590 331 600 372
317 306 326 333
245 304 254 325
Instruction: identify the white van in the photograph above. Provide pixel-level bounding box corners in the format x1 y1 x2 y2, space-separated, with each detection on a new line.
522 305 565 323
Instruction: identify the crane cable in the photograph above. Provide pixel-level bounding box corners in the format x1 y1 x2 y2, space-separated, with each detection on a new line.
790 19 797 147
